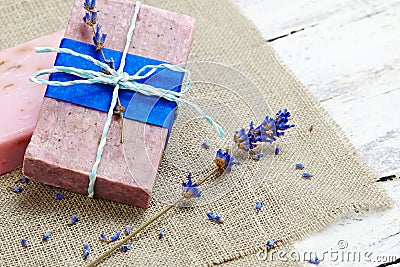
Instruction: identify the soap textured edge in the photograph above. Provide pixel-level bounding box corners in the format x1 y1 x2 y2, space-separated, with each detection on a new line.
0 134 31 175
23 157 151 208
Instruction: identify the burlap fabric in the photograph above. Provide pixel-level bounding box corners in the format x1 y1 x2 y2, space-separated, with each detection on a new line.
0 0 393 266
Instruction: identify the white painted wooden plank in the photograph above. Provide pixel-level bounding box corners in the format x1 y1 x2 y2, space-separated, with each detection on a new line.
269 4 400 156
295 181 400 266
359 129 400 176
234 0 400 40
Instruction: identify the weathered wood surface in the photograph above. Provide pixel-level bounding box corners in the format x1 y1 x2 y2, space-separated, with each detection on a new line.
234 0 400 265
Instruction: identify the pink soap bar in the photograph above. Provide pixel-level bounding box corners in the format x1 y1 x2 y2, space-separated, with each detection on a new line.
24 0 195 208
0 31 64 175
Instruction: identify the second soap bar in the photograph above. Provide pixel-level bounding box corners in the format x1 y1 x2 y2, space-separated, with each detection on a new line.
0 31 63 175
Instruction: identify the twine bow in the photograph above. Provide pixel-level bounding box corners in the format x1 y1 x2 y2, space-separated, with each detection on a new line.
30 1 225 197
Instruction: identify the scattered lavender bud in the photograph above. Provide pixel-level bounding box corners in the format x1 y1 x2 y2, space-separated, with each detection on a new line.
201 141 210 149
302 173 313 179
308 257 320 265
275 147 280 155
207 212 222 223
295 163 304 170
158 230 164 239
83 11 98 26
214 149 240 173
83 243 90 260
21 239 28 247
68 216 79 225
207 212 215 220
99 233 107 242
42 232 51 241
19 177 30 183
252 153 264 161
10 186 23 193
110 231 121 242
55 193 66 200
256 201 263 211
266 240 277 249
125 225 131 235
83 250 90 260
107 58 115 70
121 242 133 253
214 215 223 223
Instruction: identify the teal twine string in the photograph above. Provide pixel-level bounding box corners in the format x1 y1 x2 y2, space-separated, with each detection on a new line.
29 1 225 198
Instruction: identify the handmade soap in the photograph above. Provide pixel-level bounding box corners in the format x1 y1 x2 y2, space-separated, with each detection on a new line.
23 0 195 208
0 31 64 175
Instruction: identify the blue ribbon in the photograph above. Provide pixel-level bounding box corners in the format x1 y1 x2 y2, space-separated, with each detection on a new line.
46 38 183 131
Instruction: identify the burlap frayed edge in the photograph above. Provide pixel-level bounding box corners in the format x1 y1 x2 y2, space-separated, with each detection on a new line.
208 201 392 266
200 2 395 266
9 170 390 267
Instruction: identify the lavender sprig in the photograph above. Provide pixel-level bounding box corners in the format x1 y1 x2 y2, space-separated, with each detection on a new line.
82 0 125 142
234 109 295 153
88 111 293 266
86 150 237 266
55 192 66 200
